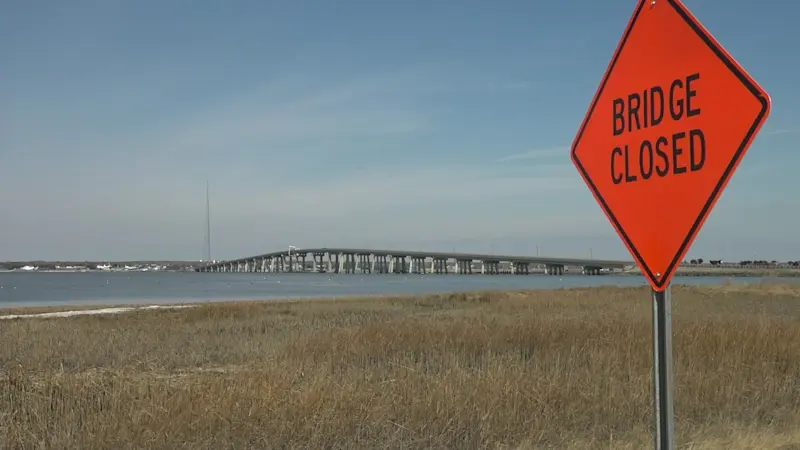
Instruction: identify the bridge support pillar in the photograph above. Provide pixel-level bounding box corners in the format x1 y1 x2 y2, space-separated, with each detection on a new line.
359 254 371 274
312 253 325 272
481 260 499 275
341 253 352 274
544 264 564 276
410 257 425 274
582 266 601 275
432 258 448 274
391 256 406 274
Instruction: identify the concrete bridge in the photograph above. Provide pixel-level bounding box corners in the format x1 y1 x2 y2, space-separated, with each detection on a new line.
196 248 634 276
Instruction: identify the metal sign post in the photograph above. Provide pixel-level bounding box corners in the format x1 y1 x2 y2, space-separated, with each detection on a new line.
651 284 675 450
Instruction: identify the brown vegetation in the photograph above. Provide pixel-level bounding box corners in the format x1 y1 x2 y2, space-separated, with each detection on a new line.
1 284 799 449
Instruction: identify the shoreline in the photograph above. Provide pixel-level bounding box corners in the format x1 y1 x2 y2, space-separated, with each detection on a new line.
2 281 797 318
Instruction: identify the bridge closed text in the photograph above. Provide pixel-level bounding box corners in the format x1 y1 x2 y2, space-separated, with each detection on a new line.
610 73 706 185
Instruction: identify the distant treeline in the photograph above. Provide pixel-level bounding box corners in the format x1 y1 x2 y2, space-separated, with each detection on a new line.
687 258 799 268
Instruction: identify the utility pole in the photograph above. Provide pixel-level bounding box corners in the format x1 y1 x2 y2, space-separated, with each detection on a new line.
205 181 212 262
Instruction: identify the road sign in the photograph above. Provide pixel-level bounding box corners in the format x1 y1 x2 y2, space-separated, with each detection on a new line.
570 0 771 292
570 1 771 449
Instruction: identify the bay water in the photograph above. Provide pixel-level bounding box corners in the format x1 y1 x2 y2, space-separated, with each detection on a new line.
1 271 796 309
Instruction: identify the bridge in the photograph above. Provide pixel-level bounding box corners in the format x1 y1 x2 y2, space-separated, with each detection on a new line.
196 248 634 276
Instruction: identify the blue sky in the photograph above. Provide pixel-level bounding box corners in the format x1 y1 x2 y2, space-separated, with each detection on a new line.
1 0 798 262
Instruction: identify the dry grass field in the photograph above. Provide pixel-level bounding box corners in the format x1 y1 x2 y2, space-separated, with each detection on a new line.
1 284 799 449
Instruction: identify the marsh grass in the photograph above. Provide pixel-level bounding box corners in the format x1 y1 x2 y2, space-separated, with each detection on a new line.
1 284 799 449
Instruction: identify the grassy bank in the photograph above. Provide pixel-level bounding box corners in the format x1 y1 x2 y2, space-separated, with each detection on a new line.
1 284 799 449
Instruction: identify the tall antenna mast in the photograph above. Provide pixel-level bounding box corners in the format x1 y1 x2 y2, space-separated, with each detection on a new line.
205 180 212 262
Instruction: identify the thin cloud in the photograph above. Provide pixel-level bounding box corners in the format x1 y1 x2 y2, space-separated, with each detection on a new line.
498 146 569 162
4 70 440 176
211 161 583 219
151 73 433 160
486 80 535 92
763 128 798 136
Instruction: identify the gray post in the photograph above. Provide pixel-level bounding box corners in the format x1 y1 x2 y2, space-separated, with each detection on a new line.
652 285 675 450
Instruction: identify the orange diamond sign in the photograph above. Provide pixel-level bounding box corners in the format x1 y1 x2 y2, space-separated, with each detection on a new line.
571 0 771 292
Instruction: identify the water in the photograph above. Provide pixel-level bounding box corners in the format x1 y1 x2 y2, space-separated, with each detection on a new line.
0 271 796 309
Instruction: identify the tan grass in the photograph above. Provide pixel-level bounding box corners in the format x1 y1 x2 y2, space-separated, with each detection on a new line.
1 284 799 449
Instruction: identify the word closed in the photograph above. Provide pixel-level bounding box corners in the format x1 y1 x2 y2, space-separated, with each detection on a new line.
610 73 706 185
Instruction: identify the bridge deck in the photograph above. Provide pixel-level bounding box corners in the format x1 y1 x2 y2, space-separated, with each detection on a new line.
202 247 633 269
